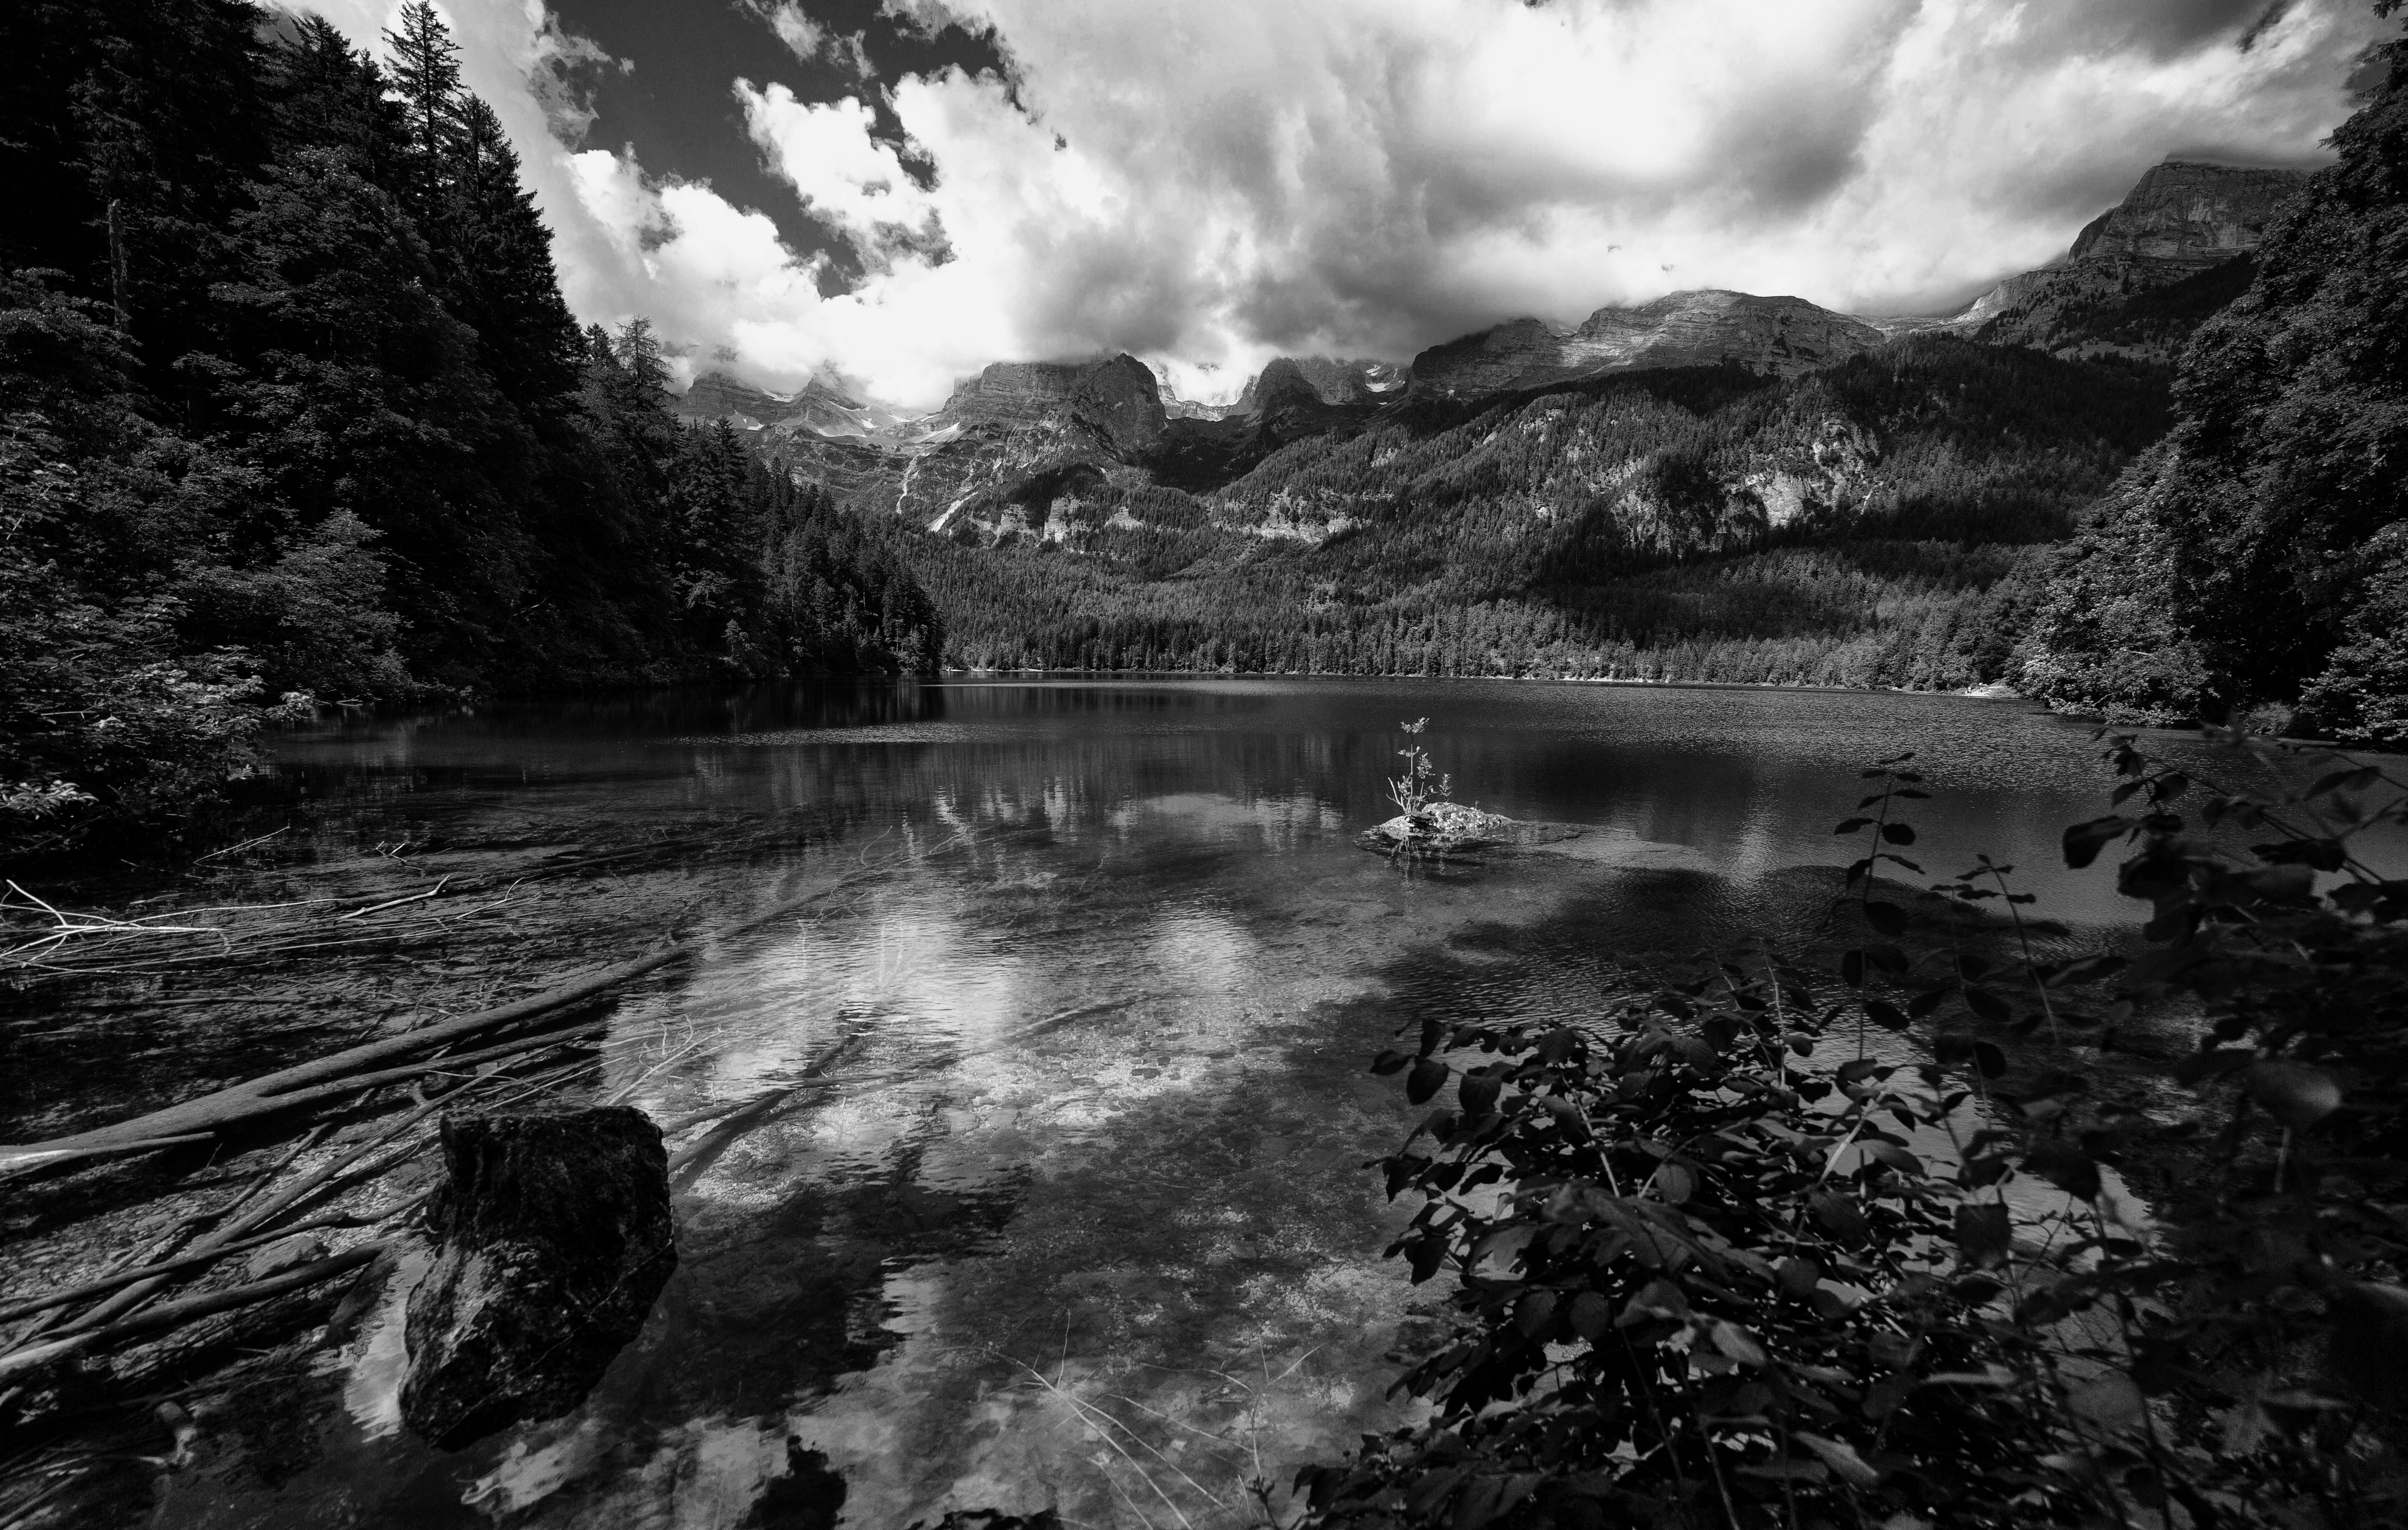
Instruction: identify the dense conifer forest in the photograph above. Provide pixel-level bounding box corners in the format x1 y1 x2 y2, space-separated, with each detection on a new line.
0 0 942 855
907 341 2161 688
2016 46 2408 740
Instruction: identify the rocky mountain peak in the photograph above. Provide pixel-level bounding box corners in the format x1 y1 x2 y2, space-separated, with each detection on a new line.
932 352 1168 455
672 370 910 439
674 371 791 426
2064 160 2309 269
1410 290 1883 399
1947 159 2310 355
1237 356 1407 410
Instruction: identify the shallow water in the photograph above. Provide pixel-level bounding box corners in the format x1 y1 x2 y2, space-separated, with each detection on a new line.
29 679 2331 1527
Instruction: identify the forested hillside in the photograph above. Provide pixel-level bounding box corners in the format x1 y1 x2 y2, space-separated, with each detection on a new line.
2018 28 2408 743
0 0 940 855
870 101 2402 744
914 339 2166 685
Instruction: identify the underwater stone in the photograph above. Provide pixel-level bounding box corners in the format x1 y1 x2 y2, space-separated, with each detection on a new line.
400 1107 675 1451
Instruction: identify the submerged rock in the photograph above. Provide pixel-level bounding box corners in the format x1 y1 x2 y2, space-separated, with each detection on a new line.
400 1107 675 1451
1361 801 1520 852
1359 803 1595 856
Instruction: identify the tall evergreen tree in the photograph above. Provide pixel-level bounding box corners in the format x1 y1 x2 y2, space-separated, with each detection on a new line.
382 0 462 218
444 95 582 404
268 15 408 190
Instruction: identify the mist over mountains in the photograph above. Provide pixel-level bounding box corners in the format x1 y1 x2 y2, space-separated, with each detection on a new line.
675 157 2304 478
658 158 2342 710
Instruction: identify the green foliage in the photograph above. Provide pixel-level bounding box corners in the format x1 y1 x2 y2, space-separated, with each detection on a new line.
2021 32 2408 733
2300 526 2408 745
0 268 284 855
758 464 947 676
1387 717 1451 825
2012 445 2211 725
0 0 941 857
1307 733 2408 1529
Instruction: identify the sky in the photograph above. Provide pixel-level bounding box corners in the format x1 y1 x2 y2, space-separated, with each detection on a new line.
293 0 2393 410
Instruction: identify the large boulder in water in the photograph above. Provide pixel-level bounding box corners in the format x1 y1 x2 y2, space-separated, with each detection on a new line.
400 1107 675 1450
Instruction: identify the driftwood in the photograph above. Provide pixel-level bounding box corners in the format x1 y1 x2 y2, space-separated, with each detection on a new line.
50 1092 446 1337
0 1053 610 1374
0 1125 335 1358
0 829 1033 1392
0 1209 379 1326
0 1242 388 1385
0 863 888 1176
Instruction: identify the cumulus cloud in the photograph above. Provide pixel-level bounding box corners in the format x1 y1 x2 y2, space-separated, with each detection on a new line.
745 0 825 64
296 0 2386 411
738 85 936 263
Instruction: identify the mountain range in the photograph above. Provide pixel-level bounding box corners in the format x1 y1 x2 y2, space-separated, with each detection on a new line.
673 159 2301 534
666 157 2308 682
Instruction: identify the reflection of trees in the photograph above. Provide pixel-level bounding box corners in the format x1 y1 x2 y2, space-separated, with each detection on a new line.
740 1438 847 1530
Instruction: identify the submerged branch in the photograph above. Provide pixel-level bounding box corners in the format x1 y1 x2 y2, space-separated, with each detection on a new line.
0 860 893 1175
0 1242 389 1386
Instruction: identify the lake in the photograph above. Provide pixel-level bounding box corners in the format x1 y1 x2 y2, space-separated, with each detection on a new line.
8 679 2278 1527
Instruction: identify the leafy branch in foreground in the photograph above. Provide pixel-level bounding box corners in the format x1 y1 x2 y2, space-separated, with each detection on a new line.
1313 728 2408 1529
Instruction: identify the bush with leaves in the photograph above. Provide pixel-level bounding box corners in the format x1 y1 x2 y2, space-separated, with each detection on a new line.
1304 734 2408 1529
1389 718 1453 824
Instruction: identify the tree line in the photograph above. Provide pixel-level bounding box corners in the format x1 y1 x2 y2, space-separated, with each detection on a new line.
900 67 2403 751
0 0 941 855
907 338 2162 691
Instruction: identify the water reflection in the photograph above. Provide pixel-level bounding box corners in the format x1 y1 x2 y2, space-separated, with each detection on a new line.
150 679 2355 1528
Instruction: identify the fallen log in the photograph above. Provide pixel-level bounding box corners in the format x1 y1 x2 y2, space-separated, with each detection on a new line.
47 1092 448 1337
0 1125 335 1357
0 862 891 1175
0 1209 377 1326
0 1242 389 1386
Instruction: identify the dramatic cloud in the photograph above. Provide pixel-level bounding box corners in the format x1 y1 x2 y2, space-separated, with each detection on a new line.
299 0 2386 410
739 84 935 262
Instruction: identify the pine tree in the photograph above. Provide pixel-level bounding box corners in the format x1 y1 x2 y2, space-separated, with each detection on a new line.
383 0 462 217
444 95 581 403
269 15 408 191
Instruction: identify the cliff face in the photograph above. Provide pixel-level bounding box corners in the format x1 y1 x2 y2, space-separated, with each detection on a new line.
675 372 790 427
1948 160 2308 358
930 354 1168 456
2065 161 2307 268
1568 292 1883 377
1237 357 1406 409
1407 318 1569 399
1409 292 1883 399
